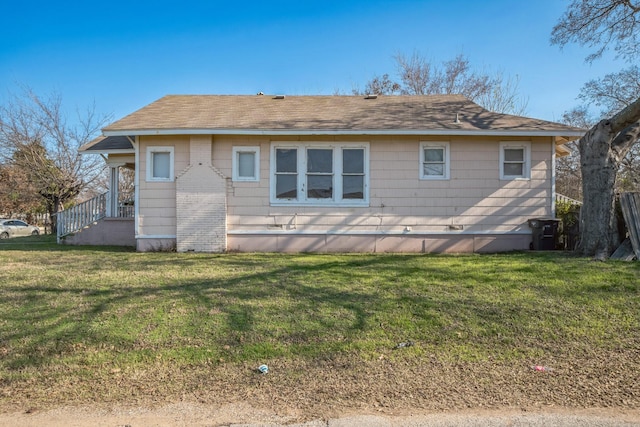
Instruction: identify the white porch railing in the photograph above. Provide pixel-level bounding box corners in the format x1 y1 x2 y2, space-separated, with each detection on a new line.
57 192 107 239
117 190 135 218
57 191 135 240
556 193 583 206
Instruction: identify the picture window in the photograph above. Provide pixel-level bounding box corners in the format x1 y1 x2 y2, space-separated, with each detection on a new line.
271 143 369 206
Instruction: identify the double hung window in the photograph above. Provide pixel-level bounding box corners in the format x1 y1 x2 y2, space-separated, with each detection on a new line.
271 143 368 205
420 142 450 180
500 142 531 180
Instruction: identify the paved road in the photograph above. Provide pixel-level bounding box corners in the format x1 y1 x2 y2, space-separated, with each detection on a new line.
229 412 640 427
4 407 639 426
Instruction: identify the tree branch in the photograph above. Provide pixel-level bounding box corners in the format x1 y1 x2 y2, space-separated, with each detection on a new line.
610 95 640 132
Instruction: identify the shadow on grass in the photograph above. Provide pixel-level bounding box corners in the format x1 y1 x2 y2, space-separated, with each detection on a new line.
0 251 638 372
0 233 135 253
0 255 400 369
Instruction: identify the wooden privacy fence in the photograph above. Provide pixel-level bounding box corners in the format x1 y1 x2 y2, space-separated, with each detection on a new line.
619 192 640 260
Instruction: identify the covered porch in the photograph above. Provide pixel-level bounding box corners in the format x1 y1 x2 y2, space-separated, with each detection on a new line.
57 136 136 246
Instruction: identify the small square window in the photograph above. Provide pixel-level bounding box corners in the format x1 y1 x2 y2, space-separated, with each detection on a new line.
152 152 171 179
232 146 260 182
146 146 174 182
500 142 530 180
420 142 450 180
238 152 255 177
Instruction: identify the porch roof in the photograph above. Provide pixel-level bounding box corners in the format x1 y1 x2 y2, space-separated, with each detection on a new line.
80 135 134 154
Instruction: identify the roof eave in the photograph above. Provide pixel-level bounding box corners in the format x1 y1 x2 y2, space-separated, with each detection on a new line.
79 148 136 155
103 128 585 138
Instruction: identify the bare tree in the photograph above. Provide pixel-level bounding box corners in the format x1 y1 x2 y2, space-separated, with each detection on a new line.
0 87 110 232
579 66 640 117
552 1 640 258
430 54 493 100
356 52 528 115
551 0 640 63
395 51 436 95
561 68 640 198
361 73 402 95
579 67 640 193
475 73 529 117
578 98 640 259
557 106 597 201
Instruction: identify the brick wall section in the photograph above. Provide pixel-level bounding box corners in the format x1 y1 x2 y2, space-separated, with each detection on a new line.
176 136 228 252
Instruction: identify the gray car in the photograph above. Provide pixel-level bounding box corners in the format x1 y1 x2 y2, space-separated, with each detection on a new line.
0 219 40 239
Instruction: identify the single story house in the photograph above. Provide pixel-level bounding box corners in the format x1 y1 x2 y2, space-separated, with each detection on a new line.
67 94 584 253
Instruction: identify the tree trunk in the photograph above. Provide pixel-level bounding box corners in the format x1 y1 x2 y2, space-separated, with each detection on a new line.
577 96 640 259
47 203 57 235
46 197 62 235
578 120 620 259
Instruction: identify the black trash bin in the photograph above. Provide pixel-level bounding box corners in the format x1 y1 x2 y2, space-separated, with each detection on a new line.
528 218 560 250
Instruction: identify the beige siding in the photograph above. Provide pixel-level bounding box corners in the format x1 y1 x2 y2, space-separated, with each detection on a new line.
136 133 554 252
224 135 554 240
137 135 187 238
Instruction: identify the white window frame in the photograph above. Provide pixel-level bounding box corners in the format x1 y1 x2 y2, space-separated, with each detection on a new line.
420 141 450 180
146 146 175 182
232 146 260 182
500 141 531 180
270 142 369 206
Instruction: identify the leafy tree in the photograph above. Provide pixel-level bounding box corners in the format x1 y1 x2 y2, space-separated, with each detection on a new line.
0 87 110 232
0 162 44 217
355 52 528 115
552 1 640 258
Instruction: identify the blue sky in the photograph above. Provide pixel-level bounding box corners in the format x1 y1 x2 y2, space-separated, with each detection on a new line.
0 0 626 125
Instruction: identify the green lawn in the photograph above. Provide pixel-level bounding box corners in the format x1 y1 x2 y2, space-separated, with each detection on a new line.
0 237 638 408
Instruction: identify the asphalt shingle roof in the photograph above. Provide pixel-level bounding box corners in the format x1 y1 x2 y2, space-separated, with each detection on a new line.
102 94 584 136
82 135 134 152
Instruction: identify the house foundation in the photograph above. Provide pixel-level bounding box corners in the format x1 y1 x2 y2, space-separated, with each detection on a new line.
227 233 531 253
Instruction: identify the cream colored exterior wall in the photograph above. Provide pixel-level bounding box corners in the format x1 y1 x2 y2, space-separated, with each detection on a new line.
135 134 554 252
105 153 135 165
222 135 553 240
137 135 188 248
